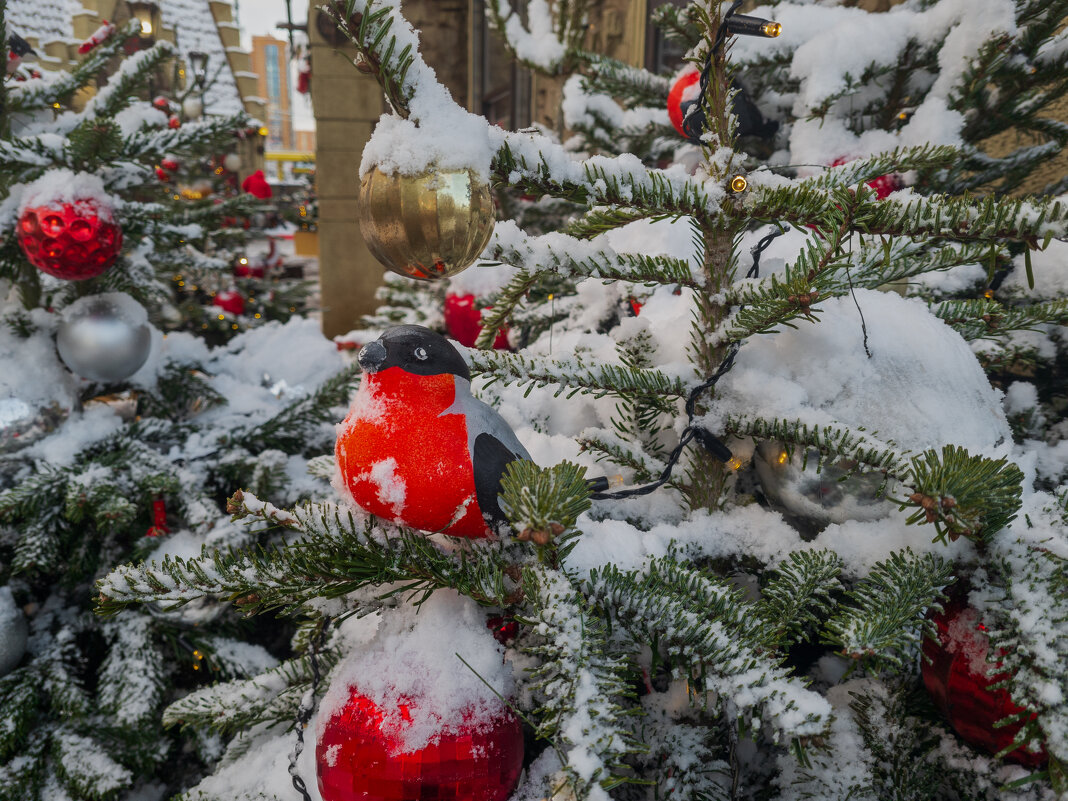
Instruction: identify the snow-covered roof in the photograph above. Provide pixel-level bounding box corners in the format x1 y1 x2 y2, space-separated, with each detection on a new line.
161 0 247 116
6 0 83 45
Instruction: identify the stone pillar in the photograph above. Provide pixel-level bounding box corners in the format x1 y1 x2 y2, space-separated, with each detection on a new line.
310 5 387 337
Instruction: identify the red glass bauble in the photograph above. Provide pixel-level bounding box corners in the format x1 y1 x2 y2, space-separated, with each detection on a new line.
316 688 524 801
16 202 122 280
160 157 180 172
667 67 701 138
168 115 181 129
152 96 171 112
922 597 1047 766
444 293 509 349
213 290 245 315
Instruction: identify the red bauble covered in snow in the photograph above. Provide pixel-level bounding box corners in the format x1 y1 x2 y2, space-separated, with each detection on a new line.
16 201 122 280
213 290 245 315
667 66 701 139
168 115 181 129
922 596 1047 766
316 687 524 801
444 293 509 349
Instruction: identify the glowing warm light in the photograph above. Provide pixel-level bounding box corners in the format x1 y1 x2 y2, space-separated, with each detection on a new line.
217 314 225 320
53 103 61 109
984 289 994 299
727 457 743 470
762 21 781 37
232 324 239 330
140 19 153 35
777 450 789 465
239 257 248 264
730 175 748 193
258 126 269 136
178 281 185 287
254 313 261 319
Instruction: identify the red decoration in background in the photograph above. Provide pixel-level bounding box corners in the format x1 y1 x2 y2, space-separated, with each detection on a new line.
234 260 265 278
922 595 1047 766
16 201 123 281
316 686 524 801
297 55 311 95
152 96 171 112
667 66 701 138
242 170 273 199
78 20 116 54
486 616 519 645
160 157 180 172
168 115 181 129
145 498 170 537
829 157 903 199
444 293 509 349
213 290 245 315
156 167 170 182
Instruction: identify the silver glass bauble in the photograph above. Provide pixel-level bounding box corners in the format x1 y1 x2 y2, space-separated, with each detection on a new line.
56 294 152 382
754 442 895 528
0 586 28 677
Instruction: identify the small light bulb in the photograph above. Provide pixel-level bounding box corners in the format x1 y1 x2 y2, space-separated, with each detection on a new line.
762 21 781 37
727 457 743 470
777 450 789 465
984 289 994 299
258 126 269 137
254 313 261 319
218 314 225 320
232 323 239 330
730 175 748 193
239 257 248 264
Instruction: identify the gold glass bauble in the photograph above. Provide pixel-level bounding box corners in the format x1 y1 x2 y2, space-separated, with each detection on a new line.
358 167 496 281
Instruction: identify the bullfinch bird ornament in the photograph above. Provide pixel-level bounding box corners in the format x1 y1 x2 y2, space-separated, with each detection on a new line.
336 325 531 538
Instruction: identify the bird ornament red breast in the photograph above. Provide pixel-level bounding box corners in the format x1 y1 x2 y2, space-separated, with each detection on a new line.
336 325 531 538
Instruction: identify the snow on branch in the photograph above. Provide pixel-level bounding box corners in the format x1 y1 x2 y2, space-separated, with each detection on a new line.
588 555 833 740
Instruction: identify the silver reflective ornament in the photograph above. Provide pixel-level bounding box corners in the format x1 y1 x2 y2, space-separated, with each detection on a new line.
754 442 895 528
56 293 152 382
0 586 28 678
0 397 70 454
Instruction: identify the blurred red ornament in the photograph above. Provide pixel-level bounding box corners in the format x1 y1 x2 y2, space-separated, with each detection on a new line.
156 167 170 182
213 290 245 315
152 96 171 112
16 201 122 280
234 259 265 278
829 157 903 199
667 66 701 138
628 298 643 317
922 595 1047 766
444 293 509 349
145 498 170 537
242 169 273 199
316 686 524 801
486 616 518 645
168 115 181 129
160 157 180 172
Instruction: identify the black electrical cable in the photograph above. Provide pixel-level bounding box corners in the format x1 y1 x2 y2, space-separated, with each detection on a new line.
289 618 332 801
591 225 784 501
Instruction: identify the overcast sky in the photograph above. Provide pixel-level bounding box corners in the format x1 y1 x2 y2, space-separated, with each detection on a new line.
235 0 315 131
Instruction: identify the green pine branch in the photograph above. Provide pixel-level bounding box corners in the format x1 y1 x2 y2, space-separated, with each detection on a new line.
934 297 1068 341
754 550 844 651
468 348 689 402
824 549 952 669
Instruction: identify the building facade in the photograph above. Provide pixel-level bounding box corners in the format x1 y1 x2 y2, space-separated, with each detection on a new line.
250 35 294 151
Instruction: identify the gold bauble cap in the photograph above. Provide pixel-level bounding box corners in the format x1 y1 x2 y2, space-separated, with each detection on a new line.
358 167 496 282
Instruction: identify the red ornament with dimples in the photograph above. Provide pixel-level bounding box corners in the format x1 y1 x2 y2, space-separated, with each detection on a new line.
213 290 245 315
16 201 122 281
316 686 523 801
922 594 1047 766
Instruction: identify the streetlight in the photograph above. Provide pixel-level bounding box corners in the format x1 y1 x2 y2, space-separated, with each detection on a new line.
188 51 209 89
129 2 160 43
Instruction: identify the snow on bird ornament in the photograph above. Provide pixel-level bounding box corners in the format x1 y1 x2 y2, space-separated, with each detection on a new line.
335 325 530 538
358 167 496 282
